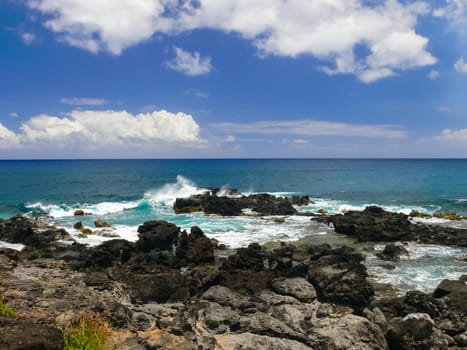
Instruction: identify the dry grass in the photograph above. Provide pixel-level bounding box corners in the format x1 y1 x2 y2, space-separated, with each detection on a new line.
63 312 116 350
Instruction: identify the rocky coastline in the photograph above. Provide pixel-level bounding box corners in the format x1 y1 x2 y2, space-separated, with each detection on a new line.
1 193 467 349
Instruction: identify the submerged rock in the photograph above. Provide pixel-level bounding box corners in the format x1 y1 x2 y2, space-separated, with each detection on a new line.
376 243 409 261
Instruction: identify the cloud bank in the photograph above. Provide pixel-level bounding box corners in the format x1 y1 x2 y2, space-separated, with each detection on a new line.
27 0 437 82
0 109 205 150
211 120 407 139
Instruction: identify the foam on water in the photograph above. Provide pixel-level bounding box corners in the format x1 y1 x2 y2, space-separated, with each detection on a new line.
298 197 431 215
0 241 25 251
25 200 141 218
366 243 467 293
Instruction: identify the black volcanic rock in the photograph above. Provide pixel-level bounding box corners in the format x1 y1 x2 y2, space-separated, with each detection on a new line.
307 245 374 308
327 206 467 246
174 191 300 216
175 226 215 264
136 220 180 252
0 215 73 248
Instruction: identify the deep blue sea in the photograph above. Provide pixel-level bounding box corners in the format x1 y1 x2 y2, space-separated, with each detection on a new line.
0 159 466 292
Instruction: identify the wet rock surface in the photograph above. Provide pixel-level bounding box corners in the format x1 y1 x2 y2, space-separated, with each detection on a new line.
327 206 467 246
0 215 465 349
173 191 308 216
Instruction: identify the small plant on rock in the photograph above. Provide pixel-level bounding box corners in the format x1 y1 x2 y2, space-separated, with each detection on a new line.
0 299 17 317
63 312 114 350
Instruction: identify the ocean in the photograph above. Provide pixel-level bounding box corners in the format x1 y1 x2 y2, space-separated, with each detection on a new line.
1 158 466 292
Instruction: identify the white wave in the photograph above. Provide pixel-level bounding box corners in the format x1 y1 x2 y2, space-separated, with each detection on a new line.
367 242 467 292
298 198 431 215
0 240 25 251
144 175 207 206
25 200 141 218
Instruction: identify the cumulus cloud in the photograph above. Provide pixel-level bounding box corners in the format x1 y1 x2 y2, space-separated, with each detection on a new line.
211 120 407 139
60 97 108 106
454 56 467 73
165 47 212 76
27 0 436 82
437 128 467 141
0 109 205 150
0 123 21 149
9 112 19 118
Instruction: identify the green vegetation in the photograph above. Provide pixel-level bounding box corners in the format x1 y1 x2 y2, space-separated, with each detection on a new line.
63 313 114 350
0 300 17 317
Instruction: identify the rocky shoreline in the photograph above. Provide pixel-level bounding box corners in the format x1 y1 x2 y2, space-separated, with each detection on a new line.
1 197 467 349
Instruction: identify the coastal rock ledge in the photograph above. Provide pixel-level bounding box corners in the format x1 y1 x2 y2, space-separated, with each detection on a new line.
0 215 466 349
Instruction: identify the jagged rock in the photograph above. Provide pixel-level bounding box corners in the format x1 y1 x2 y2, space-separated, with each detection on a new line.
0 215 73 248
136 220 180 252
376 243 408 261
433 279 467 314
387 313 450 350
173 192 298 216
175 226 214 264
307 245 374 308
0 316 64 350
78 239 135 270
328 206 467 246
290 195 312 206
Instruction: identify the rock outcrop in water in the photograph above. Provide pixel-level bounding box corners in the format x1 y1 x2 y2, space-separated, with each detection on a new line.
173 190 310 216
0 215 466 349
326 206 467 246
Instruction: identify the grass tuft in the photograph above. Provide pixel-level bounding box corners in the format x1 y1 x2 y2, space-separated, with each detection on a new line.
0 300 17 317
63 312 114 350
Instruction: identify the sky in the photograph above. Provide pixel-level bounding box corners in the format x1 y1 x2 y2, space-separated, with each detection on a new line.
0 0 467 158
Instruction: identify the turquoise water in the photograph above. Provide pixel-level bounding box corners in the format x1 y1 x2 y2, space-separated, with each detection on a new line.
0 159 466 292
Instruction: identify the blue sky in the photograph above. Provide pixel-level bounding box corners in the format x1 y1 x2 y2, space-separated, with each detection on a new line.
0 0 466 158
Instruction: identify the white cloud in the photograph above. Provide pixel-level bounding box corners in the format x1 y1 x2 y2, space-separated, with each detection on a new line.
428 69 440 79
437 128 467 141
165 47 212 76
27 0 168 55
9 112 19 118
21 32 36 45
211 120 407 139
454 56 467 73
433 0 467 26
60 97 108 106
0 109 205 150
27 0 436 82
0 123 21 149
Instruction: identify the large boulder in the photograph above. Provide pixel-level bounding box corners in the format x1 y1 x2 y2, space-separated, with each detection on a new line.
136 220 180 252
175 226 215 264
327 206 412 242
307 245 374 308
386 313 450 350
77 239 135 270
0 316 64 350
433 279 467 314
